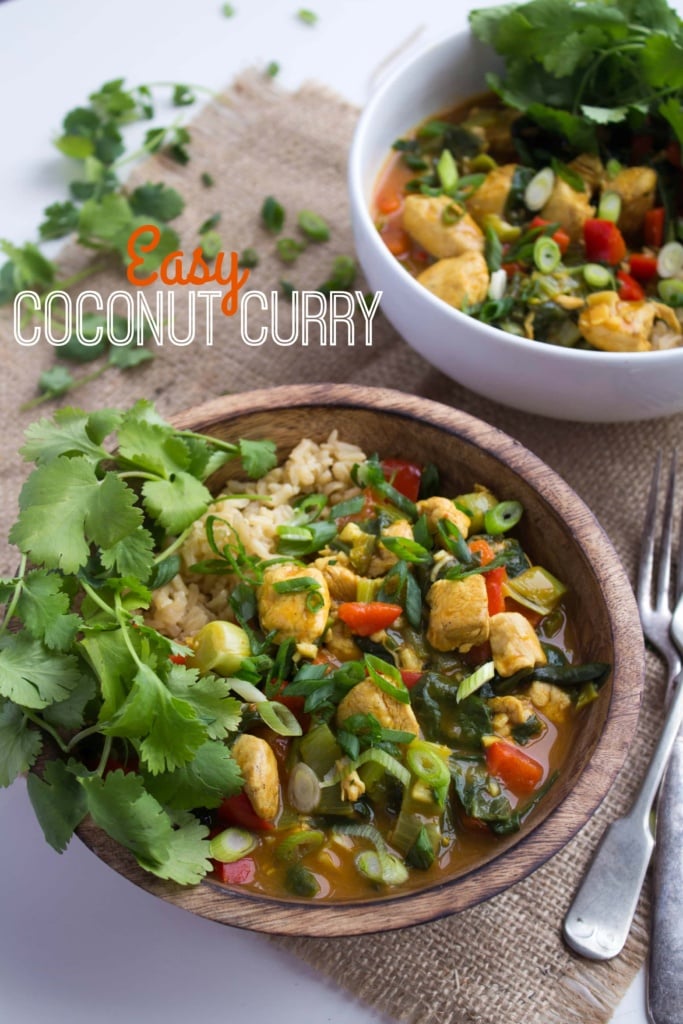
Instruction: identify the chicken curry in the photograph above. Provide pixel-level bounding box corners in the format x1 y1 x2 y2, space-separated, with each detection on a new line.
373 93 683 353
186 454 607 901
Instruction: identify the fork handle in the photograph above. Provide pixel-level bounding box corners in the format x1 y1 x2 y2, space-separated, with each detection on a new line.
563 670 683 960
647 730 683 1024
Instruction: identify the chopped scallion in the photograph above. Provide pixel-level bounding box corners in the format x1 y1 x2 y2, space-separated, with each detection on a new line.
209 827 256 863
658 278 683 306
437 149 458 194
484 500 523 535
597 191 621 223
456 660 496 703
524 167 554 210
583 263 613 289
533 235 561 273
657 241 683 279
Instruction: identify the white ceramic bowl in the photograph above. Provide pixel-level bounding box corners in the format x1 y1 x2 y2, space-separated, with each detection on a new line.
348 31 683 422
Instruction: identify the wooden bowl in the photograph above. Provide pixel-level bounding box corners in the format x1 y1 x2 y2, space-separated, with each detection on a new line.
76 384 643 936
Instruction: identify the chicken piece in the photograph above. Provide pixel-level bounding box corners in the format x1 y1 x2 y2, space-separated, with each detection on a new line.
417 251 490 310
541 178 595 241
466 163 517 226
403 193 484 259
337 761 366 802
368 519 413 577
568 153 604 192
489 612 547 677
258 563 330 645
336 677 419 736
324 619 362 662
417 496 471 542
528 681 572 725
313 554 359 602
604 166 657 238
426 574 489 653
232 734 280 821
488 694 536 738
578 291 681 353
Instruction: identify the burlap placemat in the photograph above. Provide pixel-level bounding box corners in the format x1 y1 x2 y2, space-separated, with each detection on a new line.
2 71 682 1024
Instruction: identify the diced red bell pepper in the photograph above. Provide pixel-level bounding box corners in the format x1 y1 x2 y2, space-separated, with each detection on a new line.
400 670 423 689
485 739 544 796
169 653 188 665
484 565 508 616
628 254 659 282
529 216 570 255
337 601 403 636
215 856 256 885
644 207 665 249
583 219 627 265
616 270 645 302
502 260 523 277
218 792 275 831
503 597 543 628
381 459 422 502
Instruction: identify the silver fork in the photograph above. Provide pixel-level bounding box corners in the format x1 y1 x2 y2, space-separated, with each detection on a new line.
563 452 683 961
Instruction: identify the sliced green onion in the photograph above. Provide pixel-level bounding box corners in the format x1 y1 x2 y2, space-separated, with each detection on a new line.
657 241 683 279
189 620 251 676
256 700 303 736
441 202 463 226
355 849 409 886
352 746 410 787
456 660 496 703
297 210 330 242
275 829 325 862
379 534 431 564
273 575 321 595
285 862 320 897
605 158 622 179
229 678 267 703
597 191 621 223
583 263 614 289
484 500 523 535
330 494 366 520
209 827 257 863
658 278 683 306
364 653 410 704
533 235 561 273
437 149 459 193
502 565 567 615
288 761 322 812
300 723 342 776
406 740 451 791
525 167 554 210
488 268 507 301
292 492 328 522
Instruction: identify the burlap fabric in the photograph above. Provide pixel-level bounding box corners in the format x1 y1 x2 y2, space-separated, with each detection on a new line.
1 72 681 1024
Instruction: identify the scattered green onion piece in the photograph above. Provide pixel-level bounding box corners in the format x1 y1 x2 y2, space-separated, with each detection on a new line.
533 235 561 273
229 678 267 703
189 620 251 676
597 191 621 223
297 210 330 242
275 829 325 862
583 263 614 289
484 500 523 535
657 278 683 307
256 699 303 736
456 660 495 703
292 492 328 522
288 761 322 813
657 241 683 279
296 8 318 25
273 576 320 595
437 149 459 193
355 849 408 887
379 534 431 564
330 494 366 520
209 827 256 863
351 746 411 787
406 740 451 792
365 653 410 704
524 167 554 210
605 158 622 179
488 268 507 301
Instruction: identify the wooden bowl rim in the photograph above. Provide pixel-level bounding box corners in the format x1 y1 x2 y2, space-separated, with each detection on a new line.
76 383 644 936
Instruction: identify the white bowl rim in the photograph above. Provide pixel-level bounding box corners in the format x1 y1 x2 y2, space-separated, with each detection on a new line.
348 29 683 369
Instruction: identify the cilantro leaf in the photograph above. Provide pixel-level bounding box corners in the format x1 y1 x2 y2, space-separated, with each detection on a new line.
12 570 81 651
104 663 208 774
78 193 133 251
0 703 43 787
39 201 80 241
36 366 76 399
27 759 88 852
0 633 82 709
42 670 97 731
142 473 212 534
117 417 190 477
80 628 134 722
78 769 173 863
138 810 212 885
129 182 185 222
142 739 243 810
20 407 110 465
99 526 156 580
107 344 154 370
238 438 277 478
165 664 242 739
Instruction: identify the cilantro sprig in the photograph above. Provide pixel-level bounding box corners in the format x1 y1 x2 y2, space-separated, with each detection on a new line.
0 401 277 884
470 0 683 151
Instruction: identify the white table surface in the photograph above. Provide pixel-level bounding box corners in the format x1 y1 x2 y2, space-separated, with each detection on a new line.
0 0 656 1020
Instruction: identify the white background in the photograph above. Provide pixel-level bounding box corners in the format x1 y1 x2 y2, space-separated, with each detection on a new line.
0 0 657 1020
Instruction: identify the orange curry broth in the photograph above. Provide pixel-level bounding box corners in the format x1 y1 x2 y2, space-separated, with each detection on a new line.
214 605 583 903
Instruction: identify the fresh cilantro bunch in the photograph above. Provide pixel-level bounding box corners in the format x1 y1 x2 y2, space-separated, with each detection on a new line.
469 0 683 151
1 78 206 408
0 401 277 884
